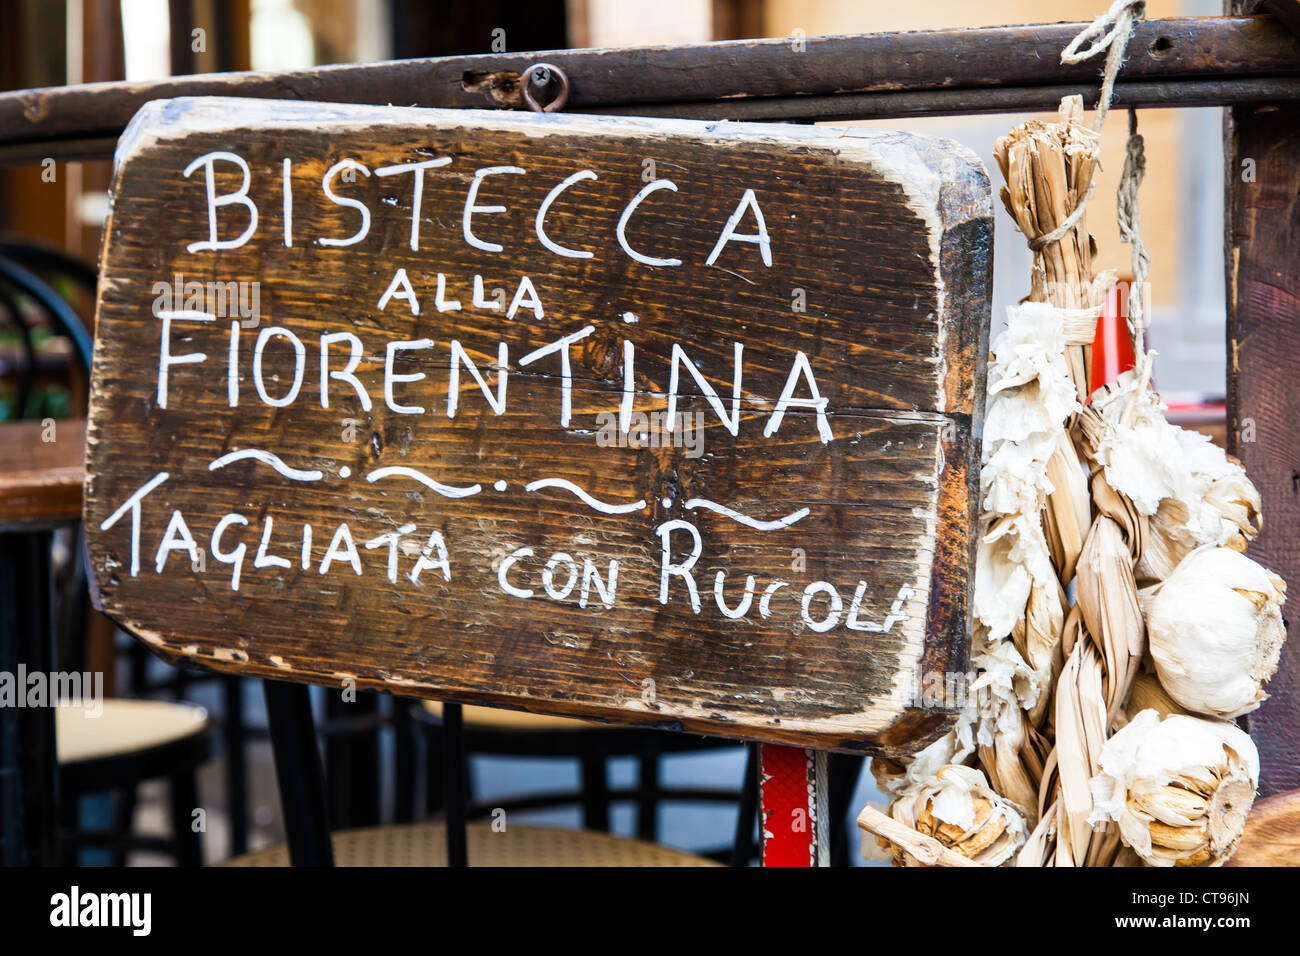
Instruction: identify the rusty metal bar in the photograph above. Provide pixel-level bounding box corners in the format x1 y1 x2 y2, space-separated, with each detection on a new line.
0 16 1297 164
585 77 1300 123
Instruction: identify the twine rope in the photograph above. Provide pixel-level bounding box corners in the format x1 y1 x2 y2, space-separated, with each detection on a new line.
1058 304 1107 346
1027 0 1149 357
1117 109 1150 353
1028 0 1145 251
1062 0 1146 133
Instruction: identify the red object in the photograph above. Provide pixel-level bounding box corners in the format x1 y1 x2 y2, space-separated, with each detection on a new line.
760 744 828 867
1088 281 1137 396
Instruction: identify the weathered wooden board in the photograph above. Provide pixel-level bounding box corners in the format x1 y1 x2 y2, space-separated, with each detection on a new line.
1226 89 1300 793
85 97 990 754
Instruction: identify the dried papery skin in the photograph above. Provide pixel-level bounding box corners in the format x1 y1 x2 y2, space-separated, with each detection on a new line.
870 723 974 801
983 302 1080 456
1018 801 1058 867
974 613 1036 702
1204 462 1263 550
976 513 1049 643
1090 472 1147 564
1043 429 1092 584
1146 546 1286 719
1074 515 1146 721
977 705 1040 825
1051 517 1139 868
1136 499 1193 585
962 624 1044 825
1088 710 1259 866
1137 467 1262 585
1015 578 1066 727
869 756 908 797
1121 671 1191 725
1081 367 1262 586
975 300 1079 647
1054 641 1110 866
885 764 1028 867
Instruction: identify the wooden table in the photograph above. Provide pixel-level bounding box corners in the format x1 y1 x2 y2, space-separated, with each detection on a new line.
0 418 84 530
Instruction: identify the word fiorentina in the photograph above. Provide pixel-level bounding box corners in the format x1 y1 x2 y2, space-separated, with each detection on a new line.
156 310 833 443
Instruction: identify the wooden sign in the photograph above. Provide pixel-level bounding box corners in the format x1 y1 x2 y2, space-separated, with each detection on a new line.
85 97 991 754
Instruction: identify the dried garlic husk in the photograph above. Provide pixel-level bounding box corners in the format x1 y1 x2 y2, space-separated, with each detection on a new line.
1138 464 1262 583
1080 367 1263 584
887 764 1028 867
1014 578 1065 726
1043 429 1092 584
1121 671 1190 724
1088 710 1258 867
1074 515 1145 718
977 703 1040 823
975 300 1080 644
1146 546 1286 719
870 721 974 801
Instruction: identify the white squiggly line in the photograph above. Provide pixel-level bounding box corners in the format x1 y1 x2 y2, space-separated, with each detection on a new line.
209 449 323 482
684 498 809 531
525 478 646 515
365 466 481 499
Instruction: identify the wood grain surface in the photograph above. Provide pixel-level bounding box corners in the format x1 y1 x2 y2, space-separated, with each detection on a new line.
0 418 85 530
1226 788 1300 866
84 98 991 753
1226 65 1300 793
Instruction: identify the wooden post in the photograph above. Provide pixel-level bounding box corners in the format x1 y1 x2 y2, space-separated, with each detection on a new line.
1226 1 1300 794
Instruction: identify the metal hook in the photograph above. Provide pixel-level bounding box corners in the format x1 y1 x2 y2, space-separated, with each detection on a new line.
520 62 570 113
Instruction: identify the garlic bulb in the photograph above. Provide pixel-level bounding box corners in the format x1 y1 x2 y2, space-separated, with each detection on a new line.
870 719 975 801
887 764 1028 867
1077 369 1262 584
1146 546 1286 719
1137 468 1261 583
1089 710 1258 867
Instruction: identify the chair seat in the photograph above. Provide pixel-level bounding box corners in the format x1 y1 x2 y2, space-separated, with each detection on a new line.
422 699 599 733
223 822 719 867
57 698 209 764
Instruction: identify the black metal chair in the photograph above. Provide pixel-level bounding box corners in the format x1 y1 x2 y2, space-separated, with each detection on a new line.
0 245 216 865
413 700 758 862
57 698 214 865
232 687 758 867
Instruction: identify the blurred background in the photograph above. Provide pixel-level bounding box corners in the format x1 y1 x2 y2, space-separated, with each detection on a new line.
0 0 1229 865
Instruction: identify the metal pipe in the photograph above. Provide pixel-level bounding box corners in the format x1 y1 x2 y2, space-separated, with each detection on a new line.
263 680 334 866
0 16 1296 165
440 701 468 867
